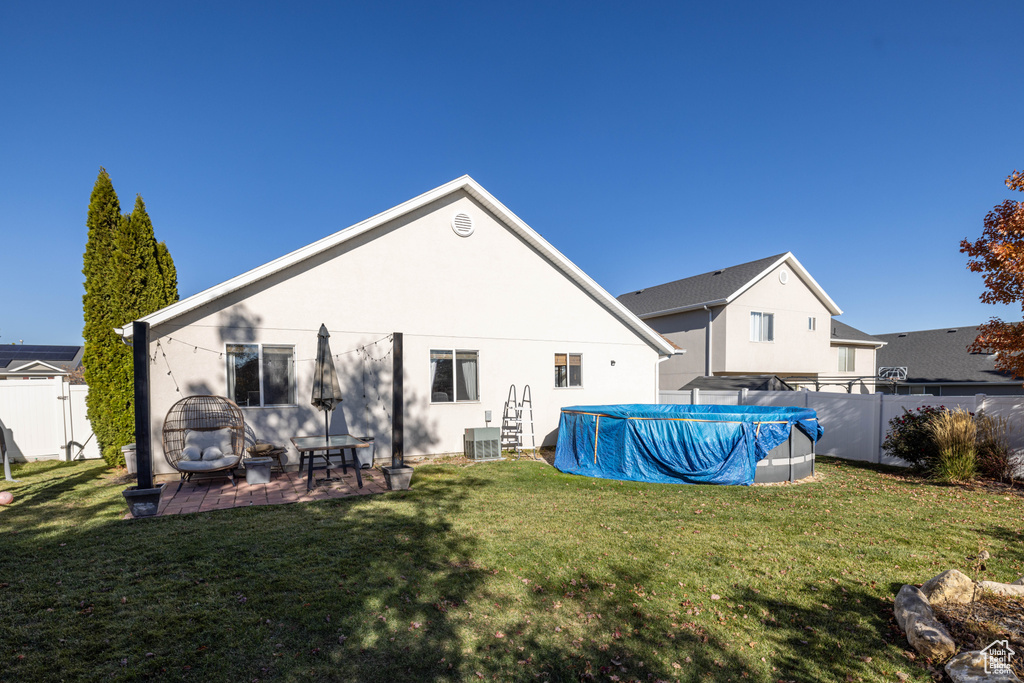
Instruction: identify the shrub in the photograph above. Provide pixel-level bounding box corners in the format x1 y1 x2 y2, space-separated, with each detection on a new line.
882 405 945 468
975 411 1018 482
927 408 978 484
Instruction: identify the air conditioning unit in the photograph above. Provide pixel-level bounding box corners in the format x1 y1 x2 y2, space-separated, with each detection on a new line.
465 427 501 461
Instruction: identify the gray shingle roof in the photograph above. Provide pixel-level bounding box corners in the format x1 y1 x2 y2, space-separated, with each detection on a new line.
0 345 83 372
830 320 883 345
874 326 1017 384
618 254 788 317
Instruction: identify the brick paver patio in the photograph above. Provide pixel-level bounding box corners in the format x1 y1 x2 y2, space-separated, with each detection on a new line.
149 467 389 517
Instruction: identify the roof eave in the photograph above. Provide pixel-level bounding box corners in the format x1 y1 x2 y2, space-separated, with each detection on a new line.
638 299 729 320
832 338 887 348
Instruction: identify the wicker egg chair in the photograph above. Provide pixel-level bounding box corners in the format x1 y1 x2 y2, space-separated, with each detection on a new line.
163 395 246 491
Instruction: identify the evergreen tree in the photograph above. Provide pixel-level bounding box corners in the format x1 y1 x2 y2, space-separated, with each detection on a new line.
82 168 121 465
83 175 181 467
155 241 179 308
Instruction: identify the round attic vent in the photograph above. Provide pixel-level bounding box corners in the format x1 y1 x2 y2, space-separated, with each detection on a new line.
779 270 789 284
451 212 474 237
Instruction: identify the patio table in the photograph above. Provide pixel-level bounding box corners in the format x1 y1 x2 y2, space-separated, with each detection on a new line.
291 435 367 492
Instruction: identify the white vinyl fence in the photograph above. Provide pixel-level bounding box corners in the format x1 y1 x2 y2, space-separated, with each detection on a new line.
0 379 100 462
660 388 1024 465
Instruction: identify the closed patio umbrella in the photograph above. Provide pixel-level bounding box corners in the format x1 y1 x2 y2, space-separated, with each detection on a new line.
312 323 343 437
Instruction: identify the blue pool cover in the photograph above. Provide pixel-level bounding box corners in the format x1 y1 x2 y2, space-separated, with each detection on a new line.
554 404 823 486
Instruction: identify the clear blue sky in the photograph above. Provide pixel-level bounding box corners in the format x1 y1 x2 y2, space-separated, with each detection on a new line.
2 1 1022 345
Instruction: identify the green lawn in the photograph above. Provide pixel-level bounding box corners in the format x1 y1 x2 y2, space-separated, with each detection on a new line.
1 457 1021 682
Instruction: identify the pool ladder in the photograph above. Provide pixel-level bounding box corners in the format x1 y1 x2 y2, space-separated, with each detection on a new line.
500 384 535 458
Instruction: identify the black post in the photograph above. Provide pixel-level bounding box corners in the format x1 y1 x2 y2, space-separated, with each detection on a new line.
133 321 154 491
391 332 404 468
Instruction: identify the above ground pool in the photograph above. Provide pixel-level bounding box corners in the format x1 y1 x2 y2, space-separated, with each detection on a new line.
553 404 823 486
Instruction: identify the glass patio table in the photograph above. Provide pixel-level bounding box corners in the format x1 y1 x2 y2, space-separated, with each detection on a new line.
291 435 367 492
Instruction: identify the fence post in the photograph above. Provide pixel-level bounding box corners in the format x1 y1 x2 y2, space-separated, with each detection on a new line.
691 387 700 405
740 388 748 405
876 393 885 464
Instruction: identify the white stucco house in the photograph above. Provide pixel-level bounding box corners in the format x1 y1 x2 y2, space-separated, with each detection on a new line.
119 176 677 478
617 253 883 393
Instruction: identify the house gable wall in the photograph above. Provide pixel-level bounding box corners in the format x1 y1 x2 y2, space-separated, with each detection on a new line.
721 262 832 374
145 190 661 474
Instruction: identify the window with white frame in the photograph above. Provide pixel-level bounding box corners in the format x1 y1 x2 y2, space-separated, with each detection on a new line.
808 317 816 331
750 312 774 342
838 346 855 372
226 344 295 407
555 353 582 387
429 349 479 403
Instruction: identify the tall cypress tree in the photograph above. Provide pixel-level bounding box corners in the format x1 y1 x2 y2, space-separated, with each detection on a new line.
155 241 179 308
82 168 121 464
83 175 180 467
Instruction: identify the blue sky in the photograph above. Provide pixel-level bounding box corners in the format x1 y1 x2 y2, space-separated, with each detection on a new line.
2 1 1022 345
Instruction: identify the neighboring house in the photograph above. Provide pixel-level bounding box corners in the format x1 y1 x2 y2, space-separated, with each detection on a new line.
617 252 881 393
0 345 84 380
793 320 885 394
119 176 676 479
0 345 98 461
875 325 1024 395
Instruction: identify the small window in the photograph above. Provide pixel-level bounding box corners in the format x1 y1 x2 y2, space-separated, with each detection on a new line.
750 312 774 342
226 344 295 407
838 346 855 372
430 349 479 403
555 353 582 387
808 317 816 331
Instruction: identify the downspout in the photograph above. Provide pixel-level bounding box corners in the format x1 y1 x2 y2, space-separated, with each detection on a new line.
704 306 713 376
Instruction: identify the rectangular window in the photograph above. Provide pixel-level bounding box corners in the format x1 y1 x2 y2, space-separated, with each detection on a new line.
430 349 478 403
555 353 583 387
838 346 855 372
226 344 295 407
750 312 774 342
808 317 816 331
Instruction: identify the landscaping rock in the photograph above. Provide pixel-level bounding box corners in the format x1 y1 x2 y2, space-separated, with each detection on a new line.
921 569 977 605
945 650 1021 683
894 584 957 661
979 581 1024 598
1011 576 1024 586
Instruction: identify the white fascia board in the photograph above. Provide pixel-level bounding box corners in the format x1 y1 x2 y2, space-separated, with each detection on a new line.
118 176 676 357
831 338 887 348
638 299 729 320
5 361 67 374
726 252 843 316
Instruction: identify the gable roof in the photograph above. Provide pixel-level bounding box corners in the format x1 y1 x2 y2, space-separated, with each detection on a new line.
617 252 842 319
0 345 82 373
830 320 885 347
875 325 1019 384
118 176 675 356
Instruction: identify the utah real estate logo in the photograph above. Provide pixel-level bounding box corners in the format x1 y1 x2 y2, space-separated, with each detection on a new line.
982 639 1015 675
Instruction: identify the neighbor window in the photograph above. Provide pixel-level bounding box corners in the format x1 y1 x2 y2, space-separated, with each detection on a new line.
226 344 295 407
838 346 855 372
750 312 774 342
808 317 816 331
430 349 479 403
555 353 582 387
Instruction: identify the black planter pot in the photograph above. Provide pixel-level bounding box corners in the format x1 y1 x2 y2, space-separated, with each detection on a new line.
381 466 413 491
123 484 165 518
